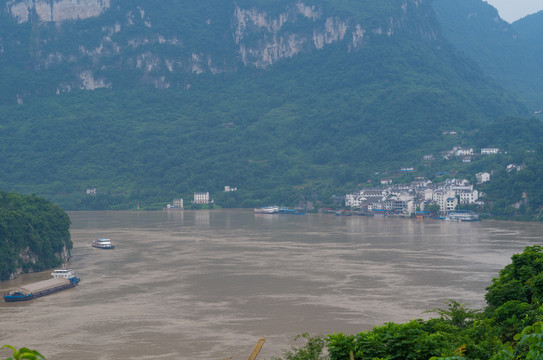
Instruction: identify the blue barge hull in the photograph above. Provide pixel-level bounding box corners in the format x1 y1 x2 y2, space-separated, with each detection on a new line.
3 271 80 302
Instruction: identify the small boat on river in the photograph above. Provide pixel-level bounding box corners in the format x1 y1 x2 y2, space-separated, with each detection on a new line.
443 211 480 221
3 267 81 302
254 206 279 214
279 208 305 215
92 237 115 249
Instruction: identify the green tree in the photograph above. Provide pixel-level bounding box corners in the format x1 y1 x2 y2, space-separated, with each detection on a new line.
514 321 543 360
425 204 441 214
1 345 45 360
485 246 543 341
427 300 480 328
0 192 72 280
272 333 328 360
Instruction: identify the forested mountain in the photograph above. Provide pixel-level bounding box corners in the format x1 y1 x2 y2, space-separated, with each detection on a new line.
0 0 536 210
433 0 543 111
0 192 72 280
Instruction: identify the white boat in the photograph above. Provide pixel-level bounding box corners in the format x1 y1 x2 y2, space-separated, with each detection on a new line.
52 268 78 278
444 211 480 221
254 206 279 214
92 238 115 249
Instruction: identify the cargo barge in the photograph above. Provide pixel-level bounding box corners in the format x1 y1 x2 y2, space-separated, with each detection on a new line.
3 268 80 302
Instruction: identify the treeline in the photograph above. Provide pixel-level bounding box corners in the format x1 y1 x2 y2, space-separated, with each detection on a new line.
0 192 72 281
444 118 543 221
0 53 525 212
274 245 543 360
1 0 540 215
479 144 543 220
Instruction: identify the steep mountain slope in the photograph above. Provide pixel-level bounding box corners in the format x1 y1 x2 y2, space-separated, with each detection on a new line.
0 0 439 100
0 0 527 209
433 0 543 111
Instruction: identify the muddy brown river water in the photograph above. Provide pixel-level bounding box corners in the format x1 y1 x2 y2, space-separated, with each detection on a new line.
1 210 541 359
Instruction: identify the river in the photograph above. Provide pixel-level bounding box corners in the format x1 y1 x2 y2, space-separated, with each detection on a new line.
1 210 541 360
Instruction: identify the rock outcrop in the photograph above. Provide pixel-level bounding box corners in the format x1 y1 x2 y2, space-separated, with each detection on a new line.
7 0 110 23
1 0 436 92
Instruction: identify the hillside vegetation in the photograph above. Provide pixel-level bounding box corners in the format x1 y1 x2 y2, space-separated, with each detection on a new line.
433 0 543 111
0 0 541 212
0 192 72 280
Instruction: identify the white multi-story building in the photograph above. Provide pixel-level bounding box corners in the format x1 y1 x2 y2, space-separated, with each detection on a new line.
455 148 473 156
345 188 390 209
458 190 479 204
476 172 490 184
383 194 415 215
193 192 211 204
424 188 434 201
423 154 434 161
167 198 184 208
433 189 457 213
345 193 362 208
481 148 499 155
446 197 458 212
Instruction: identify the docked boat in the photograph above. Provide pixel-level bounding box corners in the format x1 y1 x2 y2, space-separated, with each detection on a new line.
254 206 279 214
278 208 305 215
92 237 115 249
3 267 81 302
444 211 480 221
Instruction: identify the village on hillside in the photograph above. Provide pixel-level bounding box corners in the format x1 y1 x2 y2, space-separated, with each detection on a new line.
83 143 528 220
343 177 483 220
341 145 526 220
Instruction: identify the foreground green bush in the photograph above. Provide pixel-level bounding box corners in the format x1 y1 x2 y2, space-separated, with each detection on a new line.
1 345 44 360
0 192 72 280
274 320 543 360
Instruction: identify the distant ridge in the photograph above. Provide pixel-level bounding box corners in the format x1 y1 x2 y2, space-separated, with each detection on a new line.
433 0 543 110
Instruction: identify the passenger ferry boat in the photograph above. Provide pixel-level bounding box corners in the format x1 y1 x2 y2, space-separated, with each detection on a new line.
444 211 480 221
92 237 115 249
3 267 81 302
254 206 279 214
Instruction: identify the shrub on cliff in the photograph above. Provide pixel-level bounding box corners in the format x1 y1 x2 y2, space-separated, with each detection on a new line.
0 192 72 280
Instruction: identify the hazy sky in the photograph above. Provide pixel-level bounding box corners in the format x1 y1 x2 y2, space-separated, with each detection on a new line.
484 0 543 22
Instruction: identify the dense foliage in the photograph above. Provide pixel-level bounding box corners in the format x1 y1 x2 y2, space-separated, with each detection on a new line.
0 192 72 281
1 345 44 360
477 143 543 220
0 0 534 211
273 246 543 360
0 44 527 210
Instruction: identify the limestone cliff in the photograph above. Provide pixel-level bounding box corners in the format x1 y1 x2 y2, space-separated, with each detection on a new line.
7 0 110 23
0 0 439 95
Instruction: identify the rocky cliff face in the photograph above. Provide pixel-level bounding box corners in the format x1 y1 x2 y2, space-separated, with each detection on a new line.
233 3 349 67
9 245 69 279
1 0 439 96
7 0 110 23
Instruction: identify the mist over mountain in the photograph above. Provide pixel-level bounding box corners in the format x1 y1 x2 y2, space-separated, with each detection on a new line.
0 0 536 209
433 0 543 111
